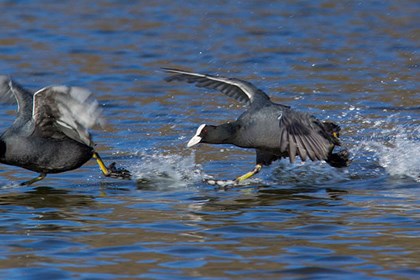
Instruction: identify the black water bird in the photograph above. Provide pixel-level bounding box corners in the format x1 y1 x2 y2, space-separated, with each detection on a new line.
0 75 131 185
163 68 350 185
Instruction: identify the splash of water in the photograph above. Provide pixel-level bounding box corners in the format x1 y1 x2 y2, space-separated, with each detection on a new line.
128 150 205 188
271 160 349 186
365 127 419 182
0 182 23 189
354 116 419 182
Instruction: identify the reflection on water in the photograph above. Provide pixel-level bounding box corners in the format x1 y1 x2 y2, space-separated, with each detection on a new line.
0 0 419 279
0 187 94 208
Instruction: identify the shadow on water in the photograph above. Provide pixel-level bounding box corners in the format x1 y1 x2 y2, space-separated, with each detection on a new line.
0 186 95 209
183 183 350 217
0 187 96 233
257 186 347 201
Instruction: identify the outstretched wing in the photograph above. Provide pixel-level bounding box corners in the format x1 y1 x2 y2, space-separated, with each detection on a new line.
33 86 104 146
278 109 331 163
163 68 271 105
0 75 34 119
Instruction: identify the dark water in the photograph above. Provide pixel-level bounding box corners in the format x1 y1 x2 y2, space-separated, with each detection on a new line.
0 1 419 279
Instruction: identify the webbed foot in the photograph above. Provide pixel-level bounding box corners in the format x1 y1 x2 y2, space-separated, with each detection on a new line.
203 164 263 188
105 162 132 180
326 149 352 168
93 152 131 180
204 178 237 187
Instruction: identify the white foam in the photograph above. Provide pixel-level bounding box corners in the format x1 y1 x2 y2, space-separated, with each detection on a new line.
353 115 419 182
271 160 349 186
128 150 205 188
366 127 419 182
0 182 24 189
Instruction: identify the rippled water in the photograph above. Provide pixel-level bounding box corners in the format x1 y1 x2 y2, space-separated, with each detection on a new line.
0 1 419 279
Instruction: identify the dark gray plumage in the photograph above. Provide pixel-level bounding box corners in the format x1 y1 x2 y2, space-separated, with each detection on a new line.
0 76 130 185
163 68 350 183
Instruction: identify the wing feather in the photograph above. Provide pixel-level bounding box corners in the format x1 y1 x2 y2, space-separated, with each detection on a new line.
280 129 289 152
288 133 297 163
279 110 331 163
33 86 104 146
0 75 34 118
163 68 270 105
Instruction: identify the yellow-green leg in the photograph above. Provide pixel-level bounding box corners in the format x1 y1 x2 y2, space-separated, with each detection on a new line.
93 152 110 176
234 164 262 183
205 164 263 187
20 173 47 186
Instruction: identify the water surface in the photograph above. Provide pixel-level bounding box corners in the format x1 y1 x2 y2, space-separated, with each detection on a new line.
0 1 419 279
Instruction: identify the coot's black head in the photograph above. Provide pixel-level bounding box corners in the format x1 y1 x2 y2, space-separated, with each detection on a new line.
188 124 214 147
187 124 235 147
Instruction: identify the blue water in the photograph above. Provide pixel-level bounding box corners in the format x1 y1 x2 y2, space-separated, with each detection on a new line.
0 1 419 279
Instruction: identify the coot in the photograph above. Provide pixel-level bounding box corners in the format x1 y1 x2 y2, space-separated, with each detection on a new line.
0 75 130 185
164 68 350 184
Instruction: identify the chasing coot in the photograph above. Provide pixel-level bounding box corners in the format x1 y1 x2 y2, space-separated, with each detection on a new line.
163 68 350 185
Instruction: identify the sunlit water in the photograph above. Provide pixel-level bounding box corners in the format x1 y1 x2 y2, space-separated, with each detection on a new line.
0 1 419 279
